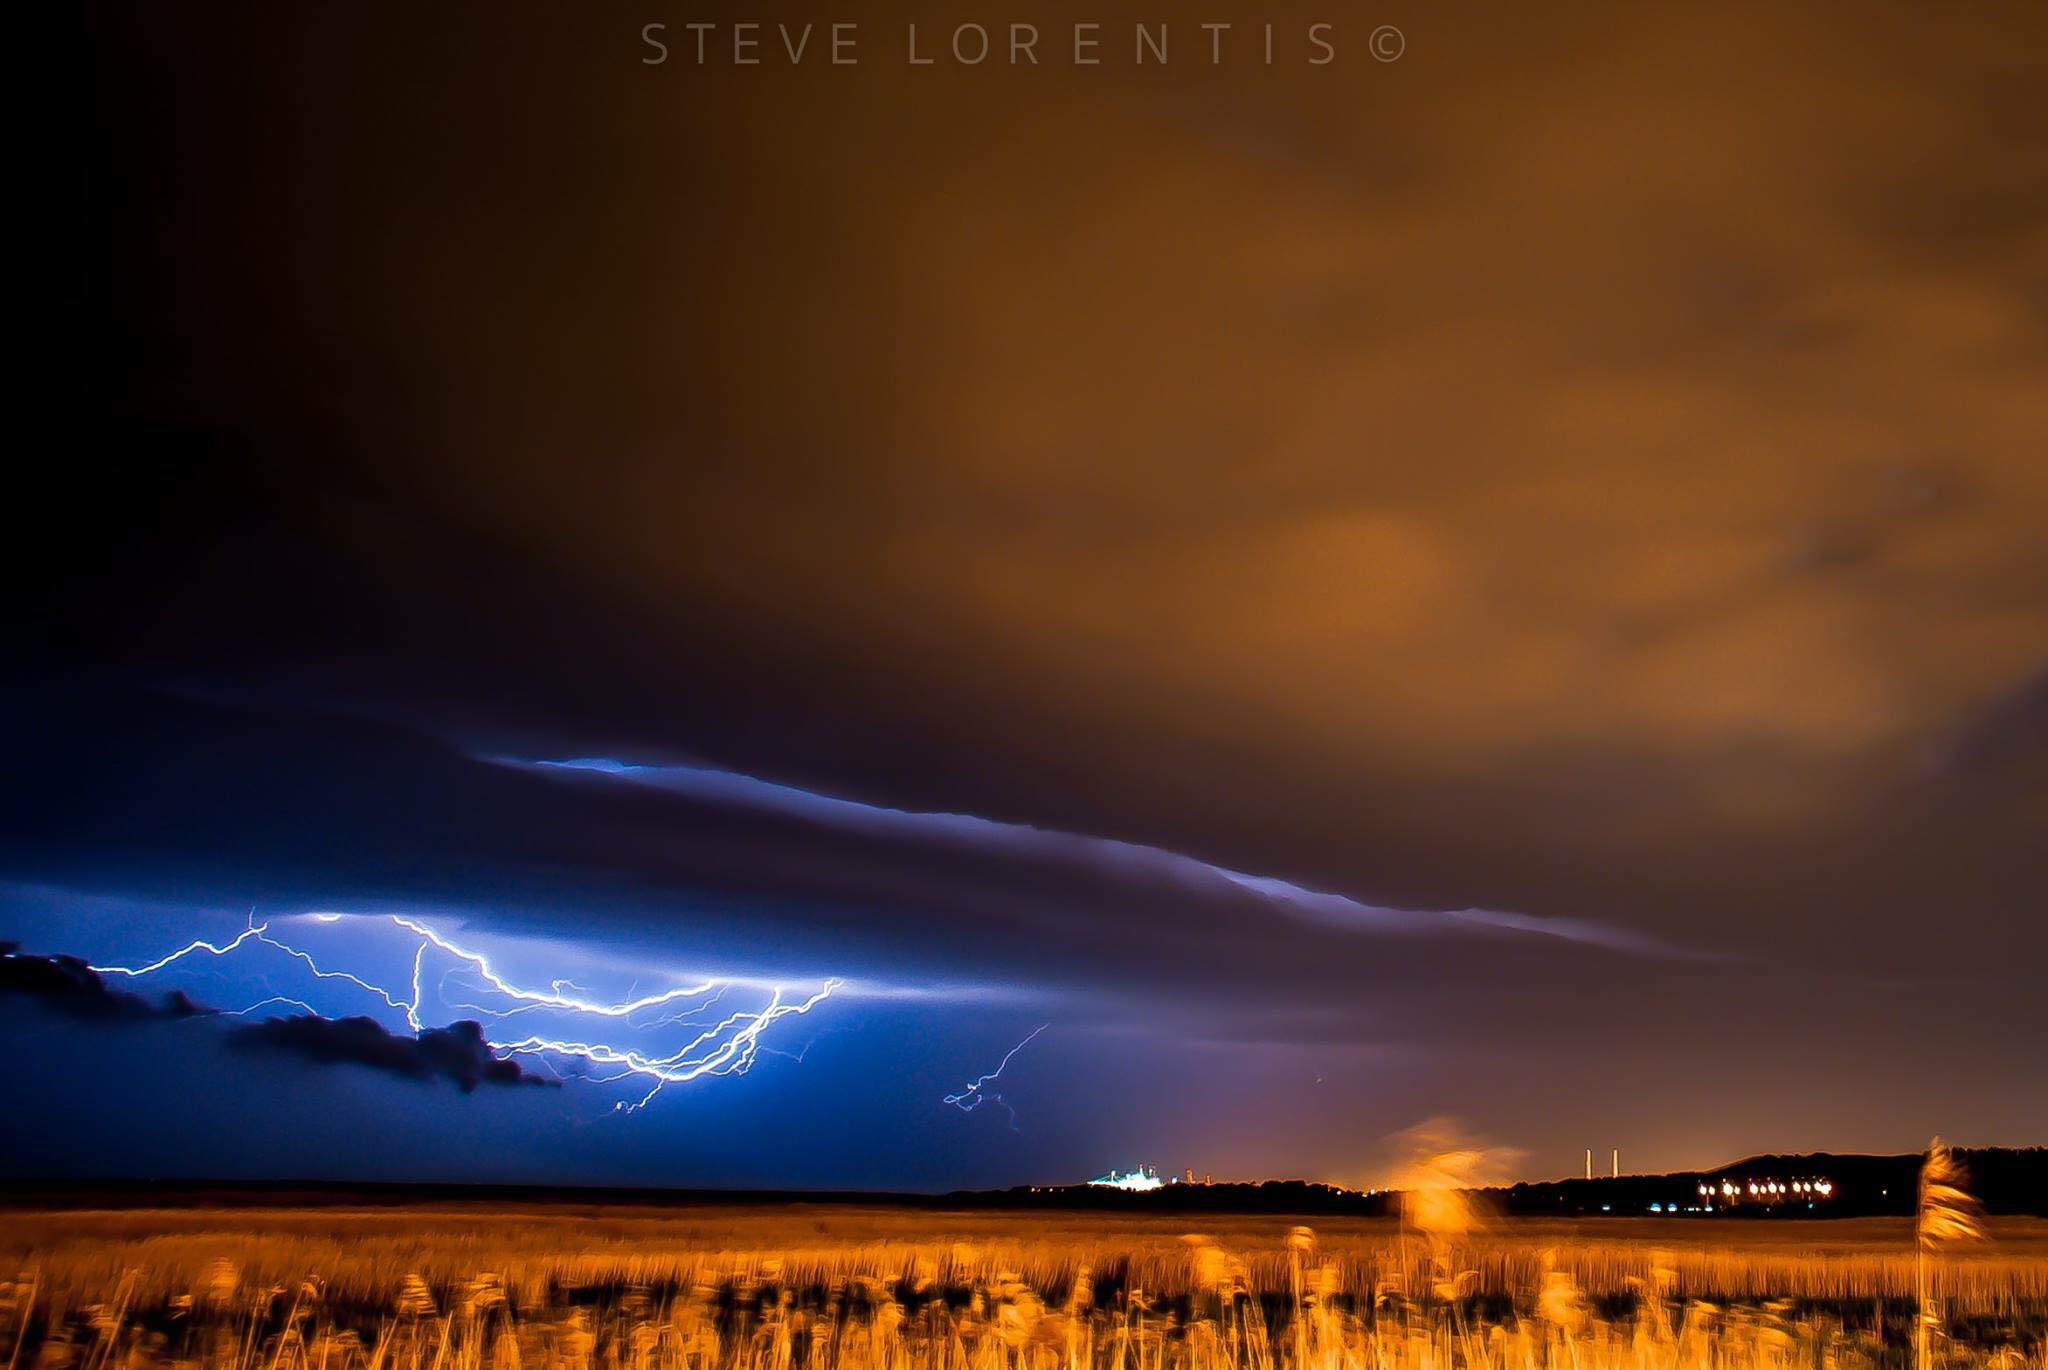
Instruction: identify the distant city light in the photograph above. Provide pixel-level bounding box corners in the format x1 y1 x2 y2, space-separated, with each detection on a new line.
1089 1166 1164 1191
1692 1174 1834 1211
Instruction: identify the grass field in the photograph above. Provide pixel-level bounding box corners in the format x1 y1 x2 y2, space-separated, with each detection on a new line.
3 1205 2043 1370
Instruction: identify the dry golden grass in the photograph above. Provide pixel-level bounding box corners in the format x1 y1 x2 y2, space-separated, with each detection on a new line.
2 1206 2043 1370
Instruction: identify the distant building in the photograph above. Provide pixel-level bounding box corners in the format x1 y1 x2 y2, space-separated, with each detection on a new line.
1089 1165 1165 1191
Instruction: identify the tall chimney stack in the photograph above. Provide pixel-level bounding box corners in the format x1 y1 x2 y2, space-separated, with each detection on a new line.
1612 1149 1620 1178
1585 1148 1592 1180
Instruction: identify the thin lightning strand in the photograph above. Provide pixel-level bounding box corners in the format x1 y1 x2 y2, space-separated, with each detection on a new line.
943 1022 1050 1114
637 985 734 1029
253 928 412 1013
407 940 430 1030
389 916 723 1019
89 914 835 1110
93 924 270 977
224 995 321 1018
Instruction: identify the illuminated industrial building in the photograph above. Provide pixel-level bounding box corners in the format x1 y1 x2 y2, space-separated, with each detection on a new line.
1089 1165 1165 1191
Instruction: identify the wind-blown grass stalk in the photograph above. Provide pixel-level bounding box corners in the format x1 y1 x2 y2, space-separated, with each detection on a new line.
1918 1137 1987 1370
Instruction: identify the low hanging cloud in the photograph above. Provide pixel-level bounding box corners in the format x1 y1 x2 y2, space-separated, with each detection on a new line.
225 1013 558 1092
505 756 1687 958
0 944 213 1022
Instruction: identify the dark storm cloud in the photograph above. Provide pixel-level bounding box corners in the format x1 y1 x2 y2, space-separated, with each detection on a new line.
0 945 213 1022
225 1015 555 1092
19 0 2048 1165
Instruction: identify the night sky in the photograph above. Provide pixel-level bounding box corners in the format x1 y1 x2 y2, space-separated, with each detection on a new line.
7 1 2044 1190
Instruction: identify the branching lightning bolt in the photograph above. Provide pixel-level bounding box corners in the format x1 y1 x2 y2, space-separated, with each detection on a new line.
388 916 725 1023
89 913 835 1112
496 982 840 1112
943 1022 1049 1129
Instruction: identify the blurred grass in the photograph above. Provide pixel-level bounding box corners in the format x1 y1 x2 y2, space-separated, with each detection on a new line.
2 1207 2042 1370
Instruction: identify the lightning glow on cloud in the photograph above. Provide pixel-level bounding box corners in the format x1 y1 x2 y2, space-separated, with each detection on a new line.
503 757 1686 957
